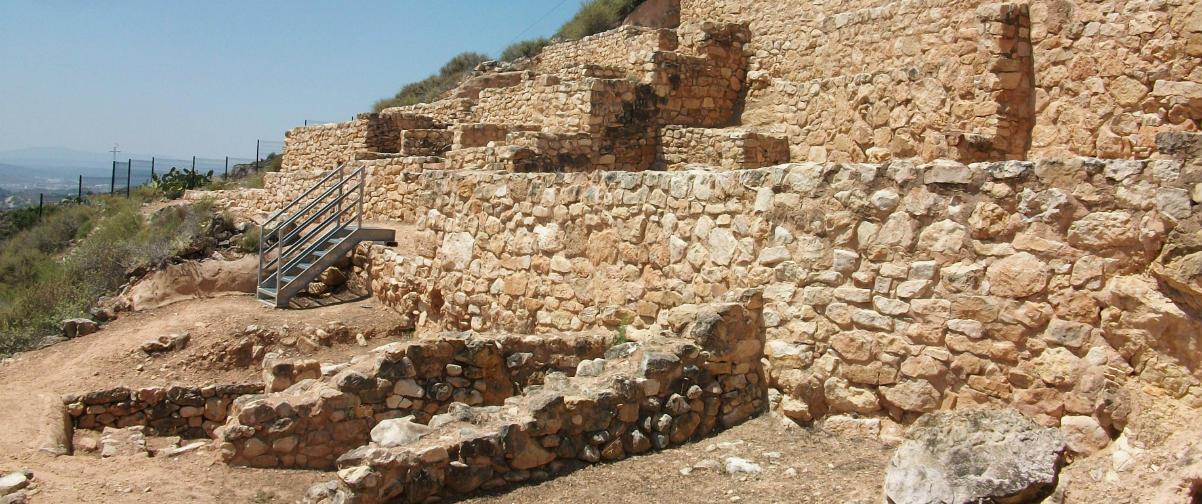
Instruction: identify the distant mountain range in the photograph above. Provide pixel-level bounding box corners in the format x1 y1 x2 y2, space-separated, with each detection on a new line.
0 147 145 190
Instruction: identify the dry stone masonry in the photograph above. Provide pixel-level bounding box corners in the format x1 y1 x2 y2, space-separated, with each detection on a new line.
302 290 766 504
64 383 264 439
173 0 1202 500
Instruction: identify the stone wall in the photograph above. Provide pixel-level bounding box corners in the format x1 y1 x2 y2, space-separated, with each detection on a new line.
64 383 264 439
350 152 1200 435
399 129 453 156
451 123 539 150
1028 0 1201 159
282 120 368 172
217 332 613 469
681 0 1200 160
304 291 766 504
531 25 678 77
735 3 1032 163
280 113 443 172
657 126 789 170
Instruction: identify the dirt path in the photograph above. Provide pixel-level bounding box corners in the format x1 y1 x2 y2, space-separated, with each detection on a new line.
0 295 411 503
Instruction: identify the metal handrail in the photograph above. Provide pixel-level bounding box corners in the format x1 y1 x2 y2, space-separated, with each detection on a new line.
257 164 366 305
263 163 348 230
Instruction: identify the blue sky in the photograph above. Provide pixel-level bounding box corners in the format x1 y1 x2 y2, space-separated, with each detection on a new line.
0 0 577 159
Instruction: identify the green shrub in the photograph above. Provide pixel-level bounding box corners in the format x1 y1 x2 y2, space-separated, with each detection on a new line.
0 196 217 355
240 226 262 253
373 52 490 112
152 167 213 199
501 37 552 62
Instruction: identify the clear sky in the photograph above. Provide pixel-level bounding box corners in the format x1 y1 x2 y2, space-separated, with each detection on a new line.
0 0 578 159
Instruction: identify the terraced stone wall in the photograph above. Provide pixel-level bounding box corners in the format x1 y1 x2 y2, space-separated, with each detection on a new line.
531 25 678 77
657 125 789 170
683 0 1201 160
734 2 1032 163
354 149 1201 437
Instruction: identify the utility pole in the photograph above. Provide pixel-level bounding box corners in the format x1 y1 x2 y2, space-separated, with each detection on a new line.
110 143 120 163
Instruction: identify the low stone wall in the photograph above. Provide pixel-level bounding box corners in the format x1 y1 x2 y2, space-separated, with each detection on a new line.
451 123 539 150
304 290 765 504
282 120 368 172
531 25 678 77
64 383 264 439
398 129 453 156
216 333 613 469
657 125 789 169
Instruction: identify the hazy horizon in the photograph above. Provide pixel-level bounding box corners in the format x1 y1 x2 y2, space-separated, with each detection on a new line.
0 1 578 161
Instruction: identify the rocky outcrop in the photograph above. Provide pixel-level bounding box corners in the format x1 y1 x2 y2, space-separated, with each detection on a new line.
884 409 1066 504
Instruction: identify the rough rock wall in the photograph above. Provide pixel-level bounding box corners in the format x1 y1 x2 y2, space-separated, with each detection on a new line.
682 0 1200 160
64 384 264 439
217 333 612 469
354 154 1200 433
1028 0 1201 159
734 2 1033 163
282 120 368 172
531 25 678 77
657 126 789 170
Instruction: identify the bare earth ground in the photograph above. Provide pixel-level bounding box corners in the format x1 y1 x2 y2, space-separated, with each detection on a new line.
1 254 1196 503
0 293 898 504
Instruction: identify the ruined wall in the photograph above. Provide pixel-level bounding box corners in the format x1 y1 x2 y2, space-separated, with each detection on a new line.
1028 0 1201 159
353 153 1200 435
531 25 678 77
64 383 264 439
282 120 368 172
217 333 612 468
306 294 766 503
648 22 750 129
657 126 788 170
682 0 1200 160
734 2 1032 163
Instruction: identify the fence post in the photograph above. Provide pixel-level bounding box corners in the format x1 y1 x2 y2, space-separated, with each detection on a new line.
38 193 43 218
192 156 196 172
255 140 261 172
225 156 229 179
126 158 132 197
110 161 116 195
151 157 155 180
77 175 82 201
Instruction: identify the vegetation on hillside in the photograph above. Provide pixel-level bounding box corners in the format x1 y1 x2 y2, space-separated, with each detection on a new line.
374 0 646 111
372 53 490 112
0 193 217 355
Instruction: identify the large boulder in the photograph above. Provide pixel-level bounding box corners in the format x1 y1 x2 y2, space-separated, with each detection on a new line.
884 409 1066 504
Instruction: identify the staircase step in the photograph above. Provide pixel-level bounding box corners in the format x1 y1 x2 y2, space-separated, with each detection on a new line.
257 287 277 297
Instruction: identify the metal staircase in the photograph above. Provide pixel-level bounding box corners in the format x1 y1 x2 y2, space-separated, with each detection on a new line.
256 163 394 307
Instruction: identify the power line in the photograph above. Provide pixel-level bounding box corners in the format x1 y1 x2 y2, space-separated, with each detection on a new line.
506 0 572 48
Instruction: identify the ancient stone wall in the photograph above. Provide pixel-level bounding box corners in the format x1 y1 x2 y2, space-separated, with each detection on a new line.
349 152 1200 435
63 383 264 439
681 0 1200 160
531 25 678 77
657 126 789 170
1028 0 1201 159
217 333 612 469
305 292 766 503
451 123 539 150
399 129 453 156
282 120 368 172
734 3 1032 164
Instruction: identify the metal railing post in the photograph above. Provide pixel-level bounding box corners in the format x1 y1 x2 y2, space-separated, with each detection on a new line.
126 159 132 197
110 161 115 195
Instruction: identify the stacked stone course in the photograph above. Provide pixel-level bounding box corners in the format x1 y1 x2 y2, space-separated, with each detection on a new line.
303 290 766 503
64 383 264 439
217 332 614 469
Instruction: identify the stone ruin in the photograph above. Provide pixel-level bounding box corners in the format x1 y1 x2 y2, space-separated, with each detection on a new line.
59 0 1200 501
